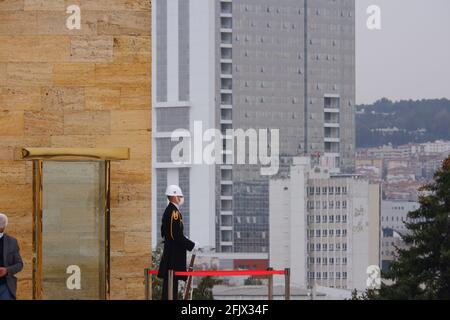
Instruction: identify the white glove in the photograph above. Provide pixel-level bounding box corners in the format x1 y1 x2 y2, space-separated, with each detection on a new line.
193 241 200 252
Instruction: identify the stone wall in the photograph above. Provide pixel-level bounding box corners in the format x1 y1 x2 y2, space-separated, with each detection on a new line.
0 0 152 299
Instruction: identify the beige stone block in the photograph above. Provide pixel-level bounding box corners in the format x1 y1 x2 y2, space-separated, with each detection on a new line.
124 232 150 255
64 111 111 135
0 11 37 35
36 10 97 36
111 183 151 208
110 159 150 185
0 161 27 185
6 63 53 86
0 87 41 111
0 0 24 11
0 184 32 210
0 36 71 62
110 207 151 233
70 36 113 62
85 86 120 110
0 145 14 160
95 63 150 86
53 63 95 86
111 254 149 277
113 36 151 64
111 110 150 133
109 275 127 300
110 231 125 255
0 110 24 135
24 0 65 10
95 133 150 160
79 0 151 11
24 111 64 135
0 63 6 83
98 11 151 36
126 277 145 300
16 279 32 300
120 85 151 110
5 209 33 235
41 87 85 112
50 135 97 148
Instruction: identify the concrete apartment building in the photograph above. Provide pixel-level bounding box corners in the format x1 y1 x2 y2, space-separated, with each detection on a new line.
0 1 151 299
380 200 419 271
269 157 379 291
153 0 356 258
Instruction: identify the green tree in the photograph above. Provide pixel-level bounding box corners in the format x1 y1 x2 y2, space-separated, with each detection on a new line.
376 156 450 299
244 277 263 286
151 243 164 300
192 276 222 300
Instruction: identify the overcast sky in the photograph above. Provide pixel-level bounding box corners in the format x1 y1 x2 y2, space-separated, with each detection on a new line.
355 0 450 104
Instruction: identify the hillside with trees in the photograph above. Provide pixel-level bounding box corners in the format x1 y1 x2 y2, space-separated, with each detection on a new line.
356 98 450 148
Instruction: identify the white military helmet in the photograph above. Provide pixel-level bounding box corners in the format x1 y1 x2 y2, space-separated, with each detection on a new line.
165 185 183 197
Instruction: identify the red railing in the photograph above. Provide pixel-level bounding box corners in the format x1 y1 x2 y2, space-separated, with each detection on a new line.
144 268 291 300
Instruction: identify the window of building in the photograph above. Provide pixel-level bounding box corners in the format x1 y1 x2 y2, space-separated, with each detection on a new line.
329 187 334 195
343 215 347 223
336 215 341 223
336 187 341 195
342 201 347 209
329 215 334 223
322 215 327 223
329 201 334 209
336 229 341 237
342 187 347 195
342 229 347 237
322 187 327 195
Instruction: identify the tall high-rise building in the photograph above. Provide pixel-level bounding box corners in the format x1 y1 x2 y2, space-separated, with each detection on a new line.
153 0 356 254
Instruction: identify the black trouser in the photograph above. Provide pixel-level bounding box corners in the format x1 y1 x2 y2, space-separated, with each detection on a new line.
161 277 179 300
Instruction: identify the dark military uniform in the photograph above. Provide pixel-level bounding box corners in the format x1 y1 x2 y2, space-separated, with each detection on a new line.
158 202 195 300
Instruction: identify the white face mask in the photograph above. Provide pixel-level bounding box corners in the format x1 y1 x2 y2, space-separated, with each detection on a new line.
178 197 185 207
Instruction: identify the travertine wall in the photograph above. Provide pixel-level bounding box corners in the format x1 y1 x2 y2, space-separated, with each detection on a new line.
0 0 152 299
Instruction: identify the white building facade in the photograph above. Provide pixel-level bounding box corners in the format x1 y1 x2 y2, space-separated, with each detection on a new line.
269 157 380 291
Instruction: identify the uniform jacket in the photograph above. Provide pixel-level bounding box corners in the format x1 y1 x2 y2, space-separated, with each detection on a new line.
1 234 24 299
157 202 195 280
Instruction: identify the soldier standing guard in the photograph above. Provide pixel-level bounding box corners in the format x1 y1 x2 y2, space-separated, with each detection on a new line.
158 185 199 300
